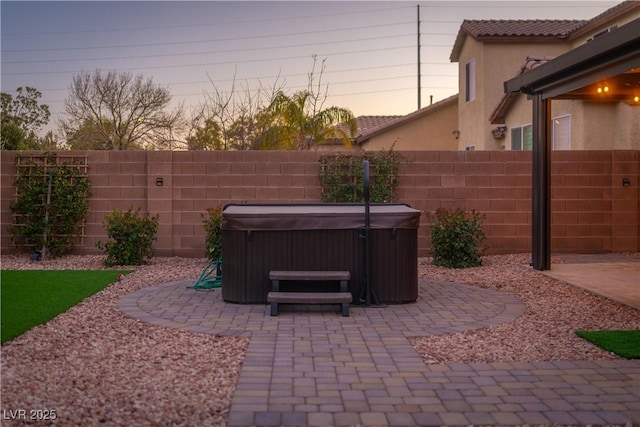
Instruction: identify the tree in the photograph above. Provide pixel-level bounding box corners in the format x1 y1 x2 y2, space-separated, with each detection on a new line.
65 119 114 150
257 56 356 150
191 57 355 151
191 69 284 150
40 131 62 151
1 87 51 150
259 89 356 150
61 70 184 150
186 118 223 150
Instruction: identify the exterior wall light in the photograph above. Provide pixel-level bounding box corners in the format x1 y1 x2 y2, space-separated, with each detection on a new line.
492 126 507 139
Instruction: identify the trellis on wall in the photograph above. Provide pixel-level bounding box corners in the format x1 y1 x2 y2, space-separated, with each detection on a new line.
319 150 403 203
11 153 90 258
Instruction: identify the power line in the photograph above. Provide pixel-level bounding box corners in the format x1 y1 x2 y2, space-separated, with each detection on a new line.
3 21 414 53
4 4 413 36
1 1 473 124
34 69 457 102
3 33 415 65
3 45 424 76
19 63 431 94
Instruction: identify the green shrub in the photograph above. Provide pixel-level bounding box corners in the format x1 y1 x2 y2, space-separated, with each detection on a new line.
428 207 486 268
10 160 89 257
97 207 159 266
202 207 223 260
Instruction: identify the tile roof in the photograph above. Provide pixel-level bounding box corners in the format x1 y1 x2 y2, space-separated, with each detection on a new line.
450 1 640 62
328 115 402 144
450 20 584 61
570 0 640 37
353 115 403 139
462 19 584 39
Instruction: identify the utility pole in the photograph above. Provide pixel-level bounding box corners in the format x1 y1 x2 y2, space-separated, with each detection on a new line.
417 4 421 110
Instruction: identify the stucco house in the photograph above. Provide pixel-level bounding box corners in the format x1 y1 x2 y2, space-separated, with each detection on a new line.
319 94 458 151
451 0 640 151
333 1 639 152
354 95 458 151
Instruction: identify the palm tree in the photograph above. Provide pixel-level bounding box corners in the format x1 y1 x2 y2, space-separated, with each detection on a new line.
258 90 356 150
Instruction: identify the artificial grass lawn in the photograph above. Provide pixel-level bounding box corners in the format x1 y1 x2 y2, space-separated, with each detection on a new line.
1 270 130 343
575 329 640 359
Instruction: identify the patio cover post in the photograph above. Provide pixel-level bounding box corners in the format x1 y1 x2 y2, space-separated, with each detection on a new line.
532 94 551 271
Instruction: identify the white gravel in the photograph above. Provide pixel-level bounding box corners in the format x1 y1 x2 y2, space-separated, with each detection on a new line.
1 253 639 426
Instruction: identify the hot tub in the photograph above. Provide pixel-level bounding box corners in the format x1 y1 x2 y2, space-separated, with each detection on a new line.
221 203 421 304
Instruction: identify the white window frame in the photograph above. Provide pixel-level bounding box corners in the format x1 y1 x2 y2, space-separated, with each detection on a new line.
510 123 532 151
552 114 571 150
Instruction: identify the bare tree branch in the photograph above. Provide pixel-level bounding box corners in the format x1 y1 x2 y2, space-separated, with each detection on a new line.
60 69 184 150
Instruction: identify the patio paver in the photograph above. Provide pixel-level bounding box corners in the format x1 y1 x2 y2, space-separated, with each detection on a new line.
119 278 640 426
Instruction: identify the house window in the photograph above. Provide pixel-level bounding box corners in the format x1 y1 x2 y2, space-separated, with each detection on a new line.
552 115 571 150
511 116 570 150
511 124 532 150
465 59 476 102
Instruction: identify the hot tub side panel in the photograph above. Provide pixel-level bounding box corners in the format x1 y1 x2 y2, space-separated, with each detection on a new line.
222 230 293 303
368 228 418 303
223 227 417 304
288 229 362 295
223 229 361 303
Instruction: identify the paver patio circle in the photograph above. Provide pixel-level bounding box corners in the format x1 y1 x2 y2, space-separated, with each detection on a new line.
116 277 640 427
118 278 526 337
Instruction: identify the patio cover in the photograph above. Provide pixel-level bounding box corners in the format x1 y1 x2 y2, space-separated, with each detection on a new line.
504 18 640 270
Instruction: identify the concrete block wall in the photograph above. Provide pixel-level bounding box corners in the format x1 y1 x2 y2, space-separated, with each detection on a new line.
398 151 534 256
1 150 638 258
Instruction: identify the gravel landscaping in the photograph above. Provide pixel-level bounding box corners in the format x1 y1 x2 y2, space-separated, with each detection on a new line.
411 253 640 364
1 256 248 427
2 253 639 426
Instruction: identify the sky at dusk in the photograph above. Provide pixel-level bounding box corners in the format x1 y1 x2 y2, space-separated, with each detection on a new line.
1 0 619 137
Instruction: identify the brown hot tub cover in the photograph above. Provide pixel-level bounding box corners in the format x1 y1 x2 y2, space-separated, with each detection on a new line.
222 203 421 231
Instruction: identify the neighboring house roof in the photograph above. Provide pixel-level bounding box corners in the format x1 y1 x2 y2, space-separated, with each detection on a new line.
450 20 583 61
450 1 640 62
324 115 402 146
490 56 552 124
353 115 403 140
356 94 458 144
569 0 640 38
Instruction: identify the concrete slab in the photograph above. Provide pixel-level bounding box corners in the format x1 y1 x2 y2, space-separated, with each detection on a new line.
544 255 640 310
